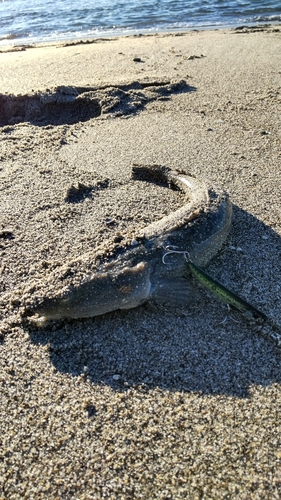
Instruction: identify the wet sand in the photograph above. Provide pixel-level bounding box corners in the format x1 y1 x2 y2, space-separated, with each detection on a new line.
1 26 281 498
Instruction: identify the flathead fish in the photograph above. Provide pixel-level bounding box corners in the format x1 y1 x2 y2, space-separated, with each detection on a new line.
29 165 232 321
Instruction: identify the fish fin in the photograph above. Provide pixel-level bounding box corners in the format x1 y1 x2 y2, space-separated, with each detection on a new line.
150 278 196 307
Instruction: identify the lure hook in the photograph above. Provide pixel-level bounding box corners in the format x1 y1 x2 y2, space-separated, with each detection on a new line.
162 247 191 265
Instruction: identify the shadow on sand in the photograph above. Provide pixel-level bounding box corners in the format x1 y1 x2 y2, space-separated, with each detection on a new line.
27 203 281 398
0 79 196 126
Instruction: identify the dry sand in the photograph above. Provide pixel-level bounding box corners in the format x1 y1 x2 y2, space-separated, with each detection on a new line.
1 26 281 498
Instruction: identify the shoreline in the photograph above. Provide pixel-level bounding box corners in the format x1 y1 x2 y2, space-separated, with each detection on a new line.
1 24 281 95
0 21 280 52
1 26 281 498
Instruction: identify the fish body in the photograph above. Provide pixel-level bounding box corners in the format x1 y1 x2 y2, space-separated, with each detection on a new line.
32 165 232 321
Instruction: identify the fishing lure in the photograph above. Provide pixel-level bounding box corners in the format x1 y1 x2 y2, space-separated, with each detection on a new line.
187 259 267 321
162 248 281 347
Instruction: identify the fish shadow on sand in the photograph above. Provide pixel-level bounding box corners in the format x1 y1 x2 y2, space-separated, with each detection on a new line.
28 204 281 398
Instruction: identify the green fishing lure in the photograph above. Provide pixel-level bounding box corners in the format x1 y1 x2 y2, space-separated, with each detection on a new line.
162 247 281 347
186 259 267 321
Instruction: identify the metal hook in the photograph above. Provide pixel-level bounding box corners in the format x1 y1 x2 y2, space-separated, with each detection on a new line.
162 247 191 265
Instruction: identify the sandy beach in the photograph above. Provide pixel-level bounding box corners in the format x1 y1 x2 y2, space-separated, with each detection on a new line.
1 26 281 498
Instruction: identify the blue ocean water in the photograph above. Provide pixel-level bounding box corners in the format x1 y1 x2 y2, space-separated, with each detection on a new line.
0 0 280 46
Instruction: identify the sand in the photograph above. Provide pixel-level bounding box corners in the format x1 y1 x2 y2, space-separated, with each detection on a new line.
1 25 281 498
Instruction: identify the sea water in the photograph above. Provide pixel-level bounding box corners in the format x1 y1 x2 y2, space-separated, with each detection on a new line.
0 0 280 46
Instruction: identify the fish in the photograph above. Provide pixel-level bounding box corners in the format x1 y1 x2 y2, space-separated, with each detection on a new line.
27 164 232 321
